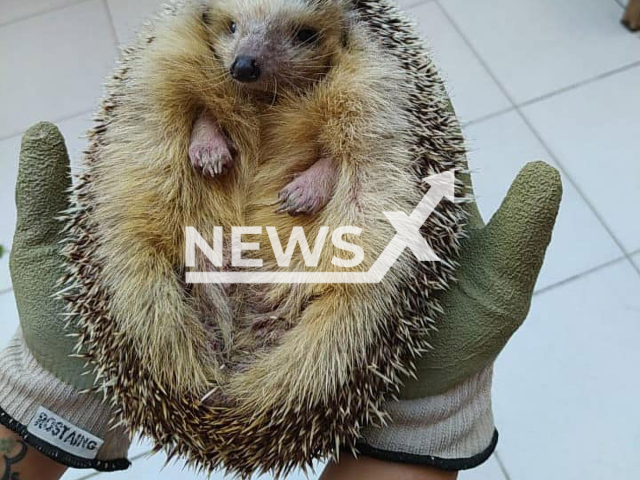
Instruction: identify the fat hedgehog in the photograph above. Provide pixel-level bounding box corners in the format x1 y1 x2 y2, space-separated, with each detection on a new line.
61 0 469 476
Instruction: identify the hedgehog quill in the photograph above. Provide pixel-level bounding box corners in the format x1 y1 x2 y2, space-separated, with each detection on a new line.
60 0 470 476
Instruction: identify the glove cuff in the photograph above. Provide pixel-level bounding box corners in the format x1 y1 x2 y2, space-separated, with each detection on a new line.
0 329 131 472
358 365 497 471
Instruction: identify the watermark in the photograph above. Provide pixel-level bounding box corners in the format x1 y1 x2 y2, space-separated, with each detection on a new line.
186 171 454 284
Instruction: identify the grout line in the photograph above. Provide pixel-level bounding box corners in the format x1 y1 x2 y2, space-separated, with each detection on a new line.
464 60 640 127
0 247 10 296
129 449 155 463
494 451 513 480
462 106 515 128
433 1 518 109
0 108 94 143
515 111 640 276
533 255 628 296
464 58 639 126
0 0 91 28
73 450 155 479
462 65 640 129
403 0 438 10
626 257 640 277
101 0 120 48
517 60 640 109
614 0 625 9
436 0 639 274
74 470 101 479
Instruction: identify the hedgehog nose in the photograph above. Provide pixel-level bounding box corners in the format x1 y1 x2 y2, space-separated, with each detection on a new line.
230 56 260 83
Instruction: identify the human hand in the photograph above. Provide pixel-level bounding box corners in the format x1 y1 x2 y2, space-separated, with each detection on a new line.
0 123 130 473
359 160 562 470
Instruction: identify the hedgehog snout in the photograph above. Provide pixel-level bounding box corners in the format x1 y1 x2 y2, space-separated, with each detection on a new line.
230 56 261 83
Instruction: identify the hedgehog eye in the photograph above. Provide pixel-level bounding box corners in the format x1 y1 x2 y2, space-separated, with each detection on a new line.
295 28 318 44
228 20 237 34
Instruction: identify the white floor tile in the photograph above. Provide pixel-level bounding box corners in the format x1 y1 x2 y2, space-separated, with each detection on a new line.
0 250 10 292
439 0 640 104
0 291 19 350
106 0 164 45
0 134 21 249
522 65 640 253
492 259 640 480
56 112 94 176
397 0 435 12
464 111 622 291
409 2 511 123
459 453 507 480
0 0 79 26
127 434 156 459
62 466 96 480
633 252 640 270
0 0 117 139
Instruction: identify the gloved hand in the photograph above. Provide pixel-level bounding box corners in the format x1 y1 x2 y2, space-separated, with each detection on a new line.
359 161 562 470
0 123 131 471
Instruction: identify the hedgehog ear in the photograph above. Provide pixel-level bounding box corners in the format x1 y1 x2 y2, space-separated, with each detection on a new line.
340 10 359 49
341 26 349 49
195 0 211 23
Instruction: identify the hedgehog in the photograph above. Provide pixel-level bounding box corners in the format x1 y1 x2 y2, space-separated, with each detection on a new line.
60 0 469 477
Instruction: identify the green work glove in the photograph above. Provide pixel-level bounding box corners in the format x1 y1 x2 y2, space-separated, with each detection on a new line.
360 161 562 470
0 123 131 471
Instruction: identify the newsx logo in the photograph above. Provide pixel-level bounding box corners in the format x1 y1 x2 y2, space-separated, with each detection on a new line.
185 171 455 284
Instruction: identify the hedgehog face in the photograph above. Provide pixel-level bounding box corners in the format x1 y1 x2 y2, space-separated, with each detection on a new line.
204 0 349 94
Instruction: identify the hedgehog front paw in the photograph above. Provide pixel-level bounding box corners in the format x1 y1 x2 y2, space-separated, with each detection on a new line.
189 139 233 178
189 111 234 178
276 156 336 216
276 179 328 216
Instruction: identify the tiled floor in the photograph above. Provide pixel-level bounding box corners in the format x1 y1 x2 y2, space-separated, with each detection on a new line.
0 0 638 479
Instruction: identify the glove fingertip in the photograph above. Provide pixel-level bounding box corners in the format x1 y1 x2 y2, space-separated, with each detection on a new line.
22 121 65 143
14 122 72 248
482 159 563 302
487 159 563 243
20 123 68 169
520 160 563 206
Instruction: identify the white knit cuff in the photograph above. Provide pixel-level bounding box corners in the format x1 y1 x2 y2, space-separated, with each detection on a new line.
0 329 131 471
358 365 497 471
